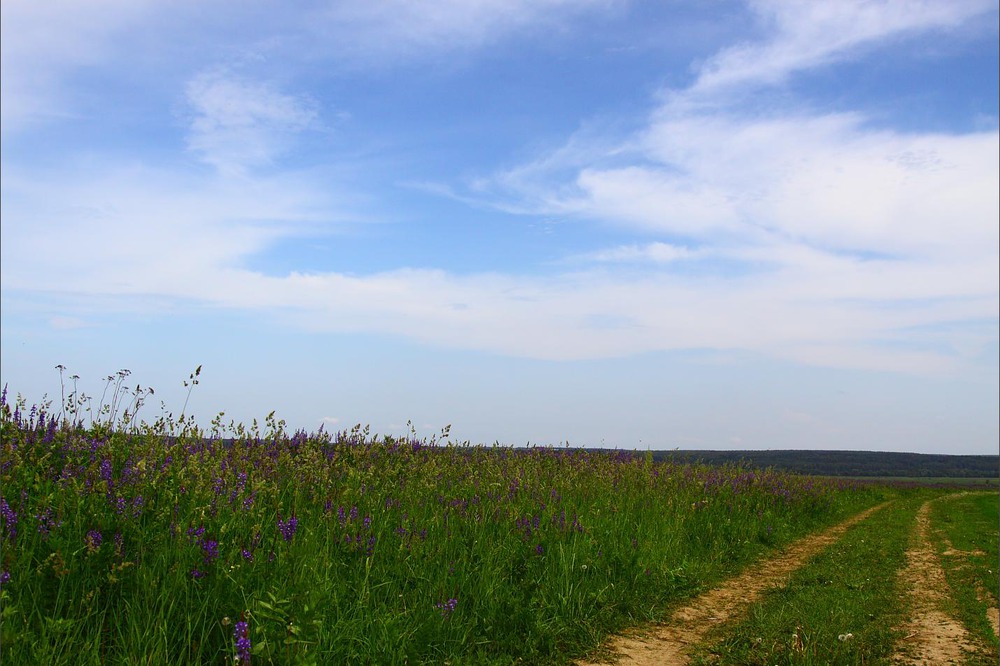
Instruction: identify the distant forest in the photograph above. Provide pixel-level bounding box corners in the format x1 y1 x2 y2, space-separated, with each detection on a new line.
644 450 999 479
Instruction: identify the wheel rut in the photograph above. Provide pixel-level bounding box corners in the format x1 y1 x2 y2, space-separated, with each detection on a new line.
891 499 983 665
577 502 891 666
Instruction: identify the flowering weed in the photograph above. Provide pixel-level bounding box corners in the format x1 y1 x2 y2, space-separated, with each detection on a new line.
0 374 897 664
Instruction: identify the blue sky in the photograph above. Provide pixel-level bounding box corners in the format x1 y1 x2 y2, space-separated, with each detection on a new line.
2 0 997 454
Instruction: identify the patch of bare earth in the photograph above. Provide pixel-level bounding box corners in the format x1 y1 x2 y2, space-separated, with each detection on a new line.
891 501 979 665
576 502 890 666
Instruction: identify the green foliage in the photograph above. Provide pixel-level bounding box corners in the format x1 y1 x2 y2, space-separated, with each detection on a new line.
657 450 999 480
0 384 896 664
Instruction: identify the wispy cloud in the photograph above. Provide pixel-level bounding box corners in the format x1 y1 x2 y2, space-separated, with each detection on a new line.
1 0 613 136
573 242 695 264
185 70 319 175
445 0 998 369
1 0 995 379
567 114 999 259
0 161 339 297
687 0 992 97
310 0 617 62
49 316 91 330
0 0 154 133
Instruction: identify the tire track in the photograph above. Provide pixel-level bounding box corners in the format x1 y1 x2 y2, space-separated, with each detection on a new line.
577 502 891 666
891 499 982 665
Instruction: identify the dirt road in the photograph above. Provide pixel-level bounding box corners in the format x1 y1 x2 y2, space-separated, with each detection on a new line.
577 502 891 666
891 499 991 665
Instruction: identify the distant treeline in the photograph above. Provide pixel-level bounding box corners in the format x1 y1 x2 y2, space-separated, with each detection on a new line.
641 450 999 479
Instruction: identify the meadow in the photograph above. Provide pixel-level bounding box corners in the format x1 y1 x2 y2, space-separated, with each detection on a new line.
0 381 901 664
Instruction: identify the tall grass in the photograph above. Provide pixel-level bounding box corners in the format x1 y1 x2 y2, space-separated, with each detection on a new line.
0 380 892 664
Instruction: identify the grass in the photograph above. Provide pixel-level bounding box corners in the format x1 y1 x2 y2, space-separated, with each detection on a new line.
0 380 902 665
928 491 1000 665
690 493 939 666
830 476 999 487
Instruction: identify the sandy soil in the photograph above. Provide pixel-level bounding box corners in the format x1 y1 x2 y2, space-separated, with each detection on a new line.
576 502 890 666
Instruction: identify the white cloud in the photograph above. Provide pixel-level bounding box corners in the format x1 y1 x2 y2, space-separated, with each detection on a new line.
0 161 339 298
436 0 998 369
185 71 319 175
577 242 695 263
1 0 995 378
0 0 155 133
311 0 616 61
2 0 613 137
574 114 1000 260
688 0 993 98
49 316 90 330
570 166 742 236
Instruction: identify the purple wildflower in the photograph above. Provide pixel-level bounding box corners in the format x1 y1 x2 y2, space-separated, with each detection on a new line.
435 598 458 617
202 539 220 566
0 570 9 588
86 529 103 553
1 498 17 541
35 507 63 539
100 458 114 487
277 515 298 543
234 619 251 662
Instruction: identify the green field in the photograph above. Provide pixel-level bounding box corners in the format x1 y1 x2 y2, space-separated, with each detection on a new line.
834 476 999 487
1 392 901 665
2 388 995 664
